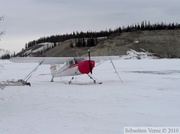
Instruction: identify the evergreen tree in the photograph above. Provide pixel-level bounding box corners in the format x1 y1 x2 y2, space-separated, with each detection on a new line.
82 38 86 47
1 54 11 59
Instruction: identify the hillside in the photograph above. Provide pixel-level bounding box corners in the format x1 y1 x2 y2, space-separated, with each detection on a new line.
19 30 180 58
43 30 180 58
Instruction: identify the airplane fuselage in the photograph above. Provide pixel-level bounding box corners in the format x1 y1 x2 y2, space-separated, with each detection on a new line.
50 57 95 78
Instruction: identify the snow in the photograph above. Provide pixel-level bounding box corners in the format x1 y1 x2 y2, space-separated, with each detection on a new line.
0 58 180 134
121 49 156 59
20 42 54 56
32 43 54 53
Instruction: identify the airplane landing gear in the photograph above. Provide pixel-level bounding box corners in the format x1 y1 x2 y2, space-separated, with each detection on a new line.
68 76 74 84
51 77 54 82
87 74 96 84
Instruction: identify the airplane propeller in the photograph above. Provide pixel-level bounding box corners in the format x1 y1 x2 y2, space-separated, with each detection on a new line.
88 49 93 74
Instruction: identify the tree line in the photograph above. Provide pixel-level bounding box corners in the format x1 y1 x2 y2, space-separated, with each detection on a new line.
0 54 11 59
26 30 112 49
26 21 180 49
0 52 16 59
122 21 180 32
70 37 98 48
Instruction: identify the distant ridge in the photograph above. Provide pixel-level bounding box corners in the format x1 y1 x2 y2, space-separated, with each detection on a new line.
17 29 180 58
16 21 180 58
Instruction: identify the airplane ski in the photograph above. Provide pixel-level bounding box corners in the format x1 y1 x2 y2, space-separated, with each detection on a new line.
0 79 31 90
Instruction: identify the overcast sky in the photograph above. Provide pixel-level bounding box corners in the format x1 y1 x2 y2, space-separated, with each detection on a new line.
1 0 180 53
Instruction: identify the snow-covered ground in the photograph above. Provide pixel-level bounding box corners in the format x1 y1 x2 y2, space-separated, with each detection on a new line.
0 58 180 134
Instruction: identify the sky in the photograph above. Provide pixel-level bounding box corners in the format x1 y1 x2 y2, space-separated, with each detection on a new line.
1 0 180 53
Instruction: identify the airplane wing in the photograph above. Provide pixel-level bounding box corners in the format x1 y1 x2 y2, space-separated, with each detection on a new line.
10 57 74 64
10 56 120 64
90 56 120 62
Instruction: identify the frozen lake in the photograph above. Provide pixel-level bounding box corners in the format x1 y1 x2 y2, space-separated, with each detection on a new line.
0 58 180 134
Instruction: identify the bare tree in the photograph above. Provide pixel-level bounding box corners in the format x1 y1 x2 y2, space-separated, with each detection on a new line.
0 16 5 41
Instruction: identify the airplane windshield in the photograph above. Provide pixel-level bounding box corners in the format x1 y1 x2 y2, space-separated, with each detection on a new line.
74 58 85 63
68 60 74 66
66 58 85 66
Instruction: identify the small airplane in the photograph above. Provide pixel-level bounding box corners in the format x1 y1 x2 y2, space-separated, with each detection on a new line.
50 50 96 83
9 50 121 85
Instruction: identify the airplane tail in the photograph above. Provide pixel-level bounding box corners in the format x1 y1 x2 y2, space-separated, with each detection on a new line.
50 65 58 77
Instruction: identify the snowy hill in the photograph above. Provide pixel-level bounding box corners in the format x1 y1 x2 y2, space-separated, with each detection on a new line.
42 30 180 58
17 42 54 57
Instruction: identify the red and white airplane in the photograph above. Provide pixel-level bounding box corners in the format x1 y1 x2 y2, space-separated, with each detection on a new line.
50 57 95 83
10 50 120 85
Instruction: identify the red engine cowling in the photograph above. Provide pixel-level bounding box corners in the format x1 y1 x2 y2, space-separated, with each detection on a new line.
78 60 95 74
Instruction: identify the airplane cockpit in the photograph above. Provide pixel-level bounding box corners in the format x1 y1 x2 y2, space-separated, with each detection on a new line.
74 58 85 63
66 57 85 66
